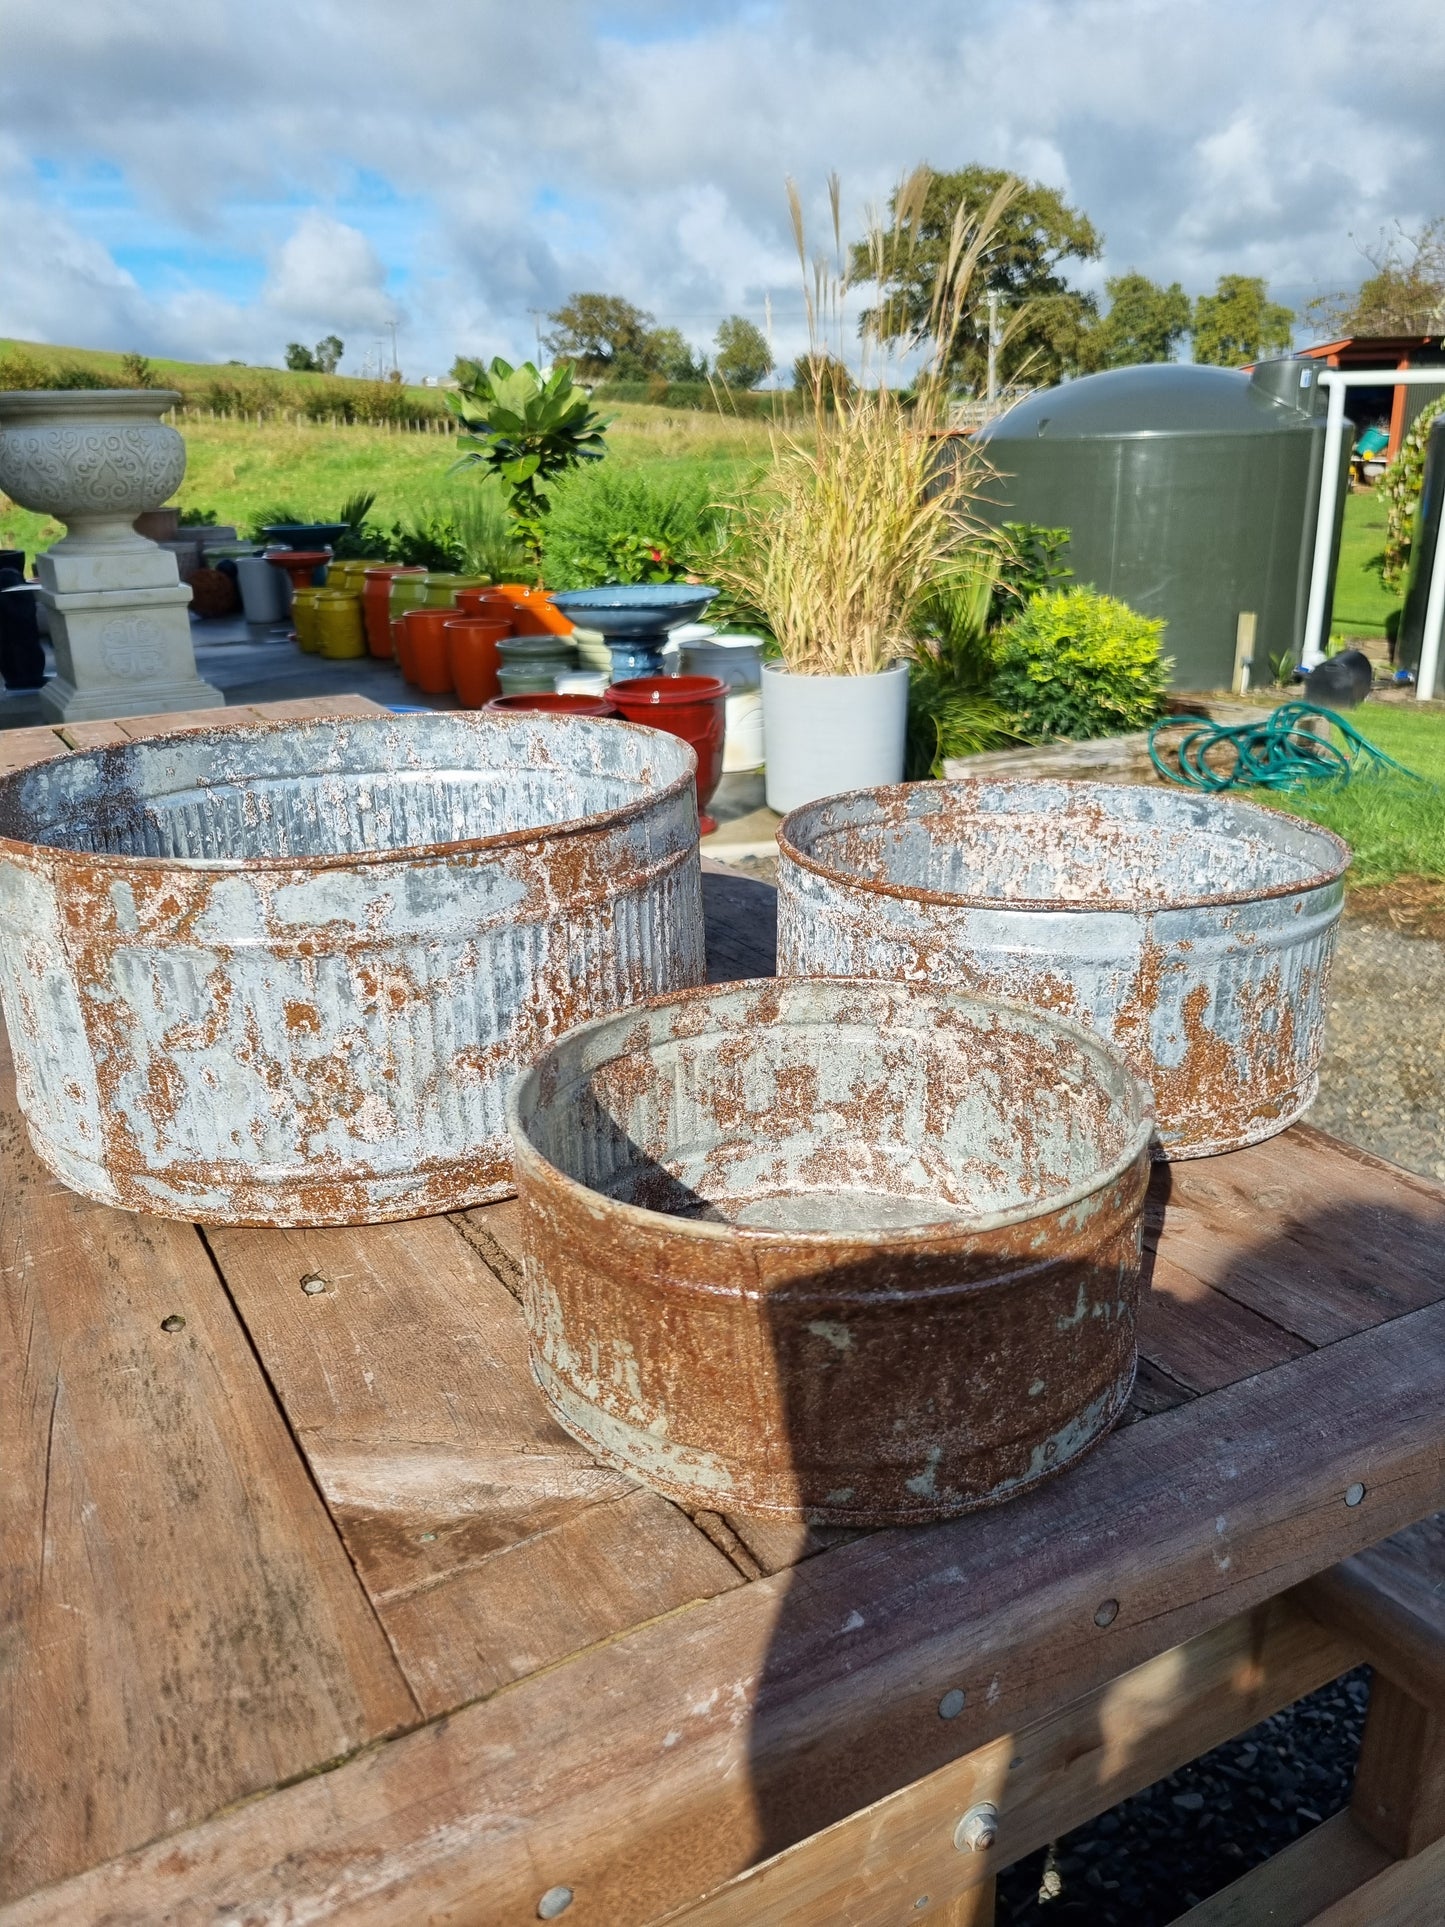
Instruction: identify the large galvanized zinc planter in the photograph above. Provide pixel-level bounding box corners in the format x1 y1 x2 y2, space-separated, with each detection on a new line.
0 713 704 1225
777 779 1349 1160
508 977 1153 1525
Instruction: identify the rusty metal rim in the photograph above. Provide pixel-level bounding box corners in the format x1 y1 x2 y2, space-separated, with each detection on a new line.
775 777 1352 915
0 711 698 877
507 974 1155 1255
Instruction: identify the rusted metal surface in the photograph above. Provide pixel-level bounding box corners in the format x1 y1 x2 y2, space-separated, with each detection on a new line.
508 976 1153 1524
0 712 704 1225
777 779 1349 1160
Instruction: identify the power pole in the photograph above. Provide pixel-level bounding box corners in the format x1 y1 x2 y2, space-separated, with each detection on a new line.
986 288 1001 405
529 308 545 364
388 321 399 375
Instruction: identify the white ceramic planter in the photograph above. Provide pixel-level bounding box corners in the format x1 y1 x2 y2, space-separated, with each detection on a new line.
0 390 221 722
761 659 909 814
680 633 764 772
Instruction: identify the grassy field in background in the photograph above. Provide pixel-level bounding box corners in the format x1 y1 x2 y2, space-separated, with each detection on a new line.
1333 487 1400 640
0 404 776 554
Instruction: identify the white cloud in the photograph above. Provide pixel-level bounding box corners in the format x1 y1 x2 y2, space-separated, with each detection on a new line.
1 0 1443 377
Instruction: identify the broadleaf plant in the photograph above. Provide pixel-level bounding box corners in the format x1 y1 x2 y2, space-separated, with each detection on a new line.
447 357 611 578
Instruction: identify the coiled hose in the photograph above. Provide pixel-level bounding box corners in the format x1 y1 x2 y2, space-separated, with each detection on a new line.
1148 701 1418 793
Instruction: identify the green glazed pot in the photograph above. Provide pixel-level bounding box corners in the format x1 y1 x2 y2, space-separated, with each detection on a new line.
421 572 488 608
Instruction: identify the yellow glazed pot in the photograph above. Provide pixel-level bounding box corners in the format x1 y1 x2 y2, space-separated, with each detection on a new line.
292 586 323 653
316 591 367 660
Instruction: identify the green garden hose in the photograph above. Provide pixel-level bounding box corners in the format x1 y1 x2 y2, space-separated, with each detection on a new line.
1148 701 1418 793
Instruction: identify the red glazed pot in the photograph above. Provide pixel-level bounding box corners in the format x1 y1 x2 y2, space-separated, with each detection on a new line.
445 617 510 709
265 549 332 594
605 675 728 833
364 566 424 657
485 692 619 718
455 587 516 626
400 607 456 694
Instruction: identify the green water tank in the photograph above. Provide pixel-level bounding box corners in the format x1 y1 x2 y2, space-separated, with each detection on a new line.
979 359 1350 691
1398 414 1444 686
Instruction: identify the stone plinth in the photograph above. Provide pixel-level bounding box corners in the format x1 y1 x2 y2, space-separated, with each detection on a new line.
0 388 223 723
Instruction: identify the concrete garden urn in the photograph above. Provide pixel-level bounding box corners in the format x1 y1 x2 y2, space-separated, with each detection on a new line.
0 389 222 722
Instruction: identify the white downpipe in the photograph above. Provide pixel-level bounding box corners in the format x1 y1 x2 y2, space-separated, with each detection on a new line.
1419 489 1445 702
1303 367 1445 700
1300 376 1348 670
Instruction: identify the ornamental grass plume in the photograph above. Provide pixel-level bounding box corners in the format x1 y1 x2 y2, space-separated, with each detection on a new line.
713 166 1021 678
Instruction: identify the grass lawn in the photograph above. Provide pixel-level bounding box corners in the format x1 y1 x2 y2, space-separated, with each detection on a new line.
0 404 775 556
1332 487 1401 640
1249 699 1445 886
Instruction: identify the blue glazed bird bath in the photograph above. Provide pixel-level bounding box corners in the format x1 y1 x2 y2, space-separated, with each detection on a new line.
548 585 720 678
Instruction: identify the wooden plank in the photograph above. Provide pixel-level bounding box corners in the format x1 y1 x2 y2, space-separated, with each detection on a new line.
1140 1246 1313 1392
701 861 777 982
53 720 133 751
1172 1810 1392 1925
1296 1514 1445 1704
1158 1135 1445 1347
662 1597 1358 1925
1307 1829 1445 1925
0 1082 416 1903
203 1214 743 1715
249 693 387 721
14 1292 1445 1927
0 726 65 770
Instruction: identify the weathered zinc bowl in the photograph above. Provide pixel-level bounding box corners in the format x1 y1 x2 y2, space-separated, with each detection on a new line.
508 976 1153 1525
0 712 704 1225
777 779 1350 1160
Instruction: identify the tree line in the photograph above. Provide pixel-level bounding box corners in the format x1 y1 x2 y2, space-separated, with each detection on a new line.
518 172 1445 395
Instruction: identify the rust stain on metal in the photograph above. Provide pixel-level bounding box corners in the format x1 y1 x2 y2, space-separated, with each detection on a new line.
508 976 1153 1525
776 779 1348 1160
0 712 705 1225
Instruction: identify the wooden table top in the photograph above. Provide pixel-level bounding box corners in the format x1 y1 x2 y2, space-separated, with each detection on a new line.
4 701 1445 1925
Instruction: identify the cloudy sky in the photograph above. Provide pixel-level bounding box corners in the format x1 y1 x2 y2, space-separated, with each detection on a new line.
4 0 1444 381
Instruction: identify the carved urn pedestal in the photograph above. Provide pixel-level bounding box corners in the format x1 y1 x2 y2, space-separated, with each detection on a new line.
0 389 222 723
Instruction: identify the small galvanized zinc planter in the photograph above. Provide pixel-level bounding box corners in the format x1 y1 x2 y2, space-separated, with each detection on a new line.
0 712 704 1225
777 779 1349 1159
508 977 1153 1525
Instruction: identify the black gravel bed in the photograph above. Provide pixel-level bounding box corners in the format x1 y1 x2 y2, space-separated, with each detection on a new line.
995 1669 1372 1923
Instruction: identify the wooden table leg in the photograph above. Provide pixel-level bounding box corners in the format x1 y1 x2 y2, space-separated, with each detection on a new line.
1351 1674 1445 1859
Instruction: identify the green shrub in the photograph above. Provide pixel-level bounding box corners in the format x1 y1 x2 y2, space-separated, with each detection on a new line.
1382 396 1445 591
589 380 782 418
540 468 725 588
905 563 1020 777
991 587 1170 741
989 522 1072 626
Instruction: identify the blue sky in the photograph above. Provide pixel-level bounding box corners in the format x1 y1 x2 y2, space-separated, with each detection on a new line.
3 0 1444 380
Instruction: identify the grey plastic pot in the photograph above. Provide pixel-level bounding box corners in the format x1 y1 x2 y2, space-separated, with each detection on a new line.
761 659 909 814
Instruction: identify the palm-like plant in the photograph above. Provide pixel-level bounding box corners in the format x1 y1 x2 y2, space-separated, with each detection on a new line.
448 358 610 579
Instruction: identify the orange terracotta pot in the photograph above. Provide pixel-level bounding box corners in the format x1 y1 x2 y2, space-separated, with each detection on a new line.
496 582 575 637
400 607 456 694
445 617 509 709
455 586 515 626
364 566 424 657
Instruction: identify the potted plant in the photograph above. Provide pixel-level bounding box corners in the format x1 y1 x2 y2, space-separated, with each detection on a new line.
447 357 610 582
715 168 1018 813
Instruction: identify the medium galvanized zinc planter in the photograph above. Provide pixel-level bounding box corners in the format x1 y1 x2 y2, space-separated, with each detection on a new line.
0 712 704 1225
777 779 1349 1160
508 977 1153 1525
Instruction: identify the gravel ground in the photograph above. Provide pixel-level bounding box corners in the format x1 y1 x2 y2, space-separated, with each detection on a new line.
1310 892 1445 1185
995 1672 1372 1924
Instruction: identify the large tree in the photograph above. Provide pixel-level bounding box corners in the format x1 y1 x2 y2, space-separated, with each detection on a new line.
852 164 1102 389
544 293 657 382
647 326 709 382
714 315 772 388
1079 271 1191 371
1307 218 1445 338
1192 276 1293 365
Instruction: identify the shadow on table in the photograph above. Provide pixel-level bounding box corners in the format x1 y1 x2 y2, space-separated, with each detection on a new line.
735 1182 1439 1924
